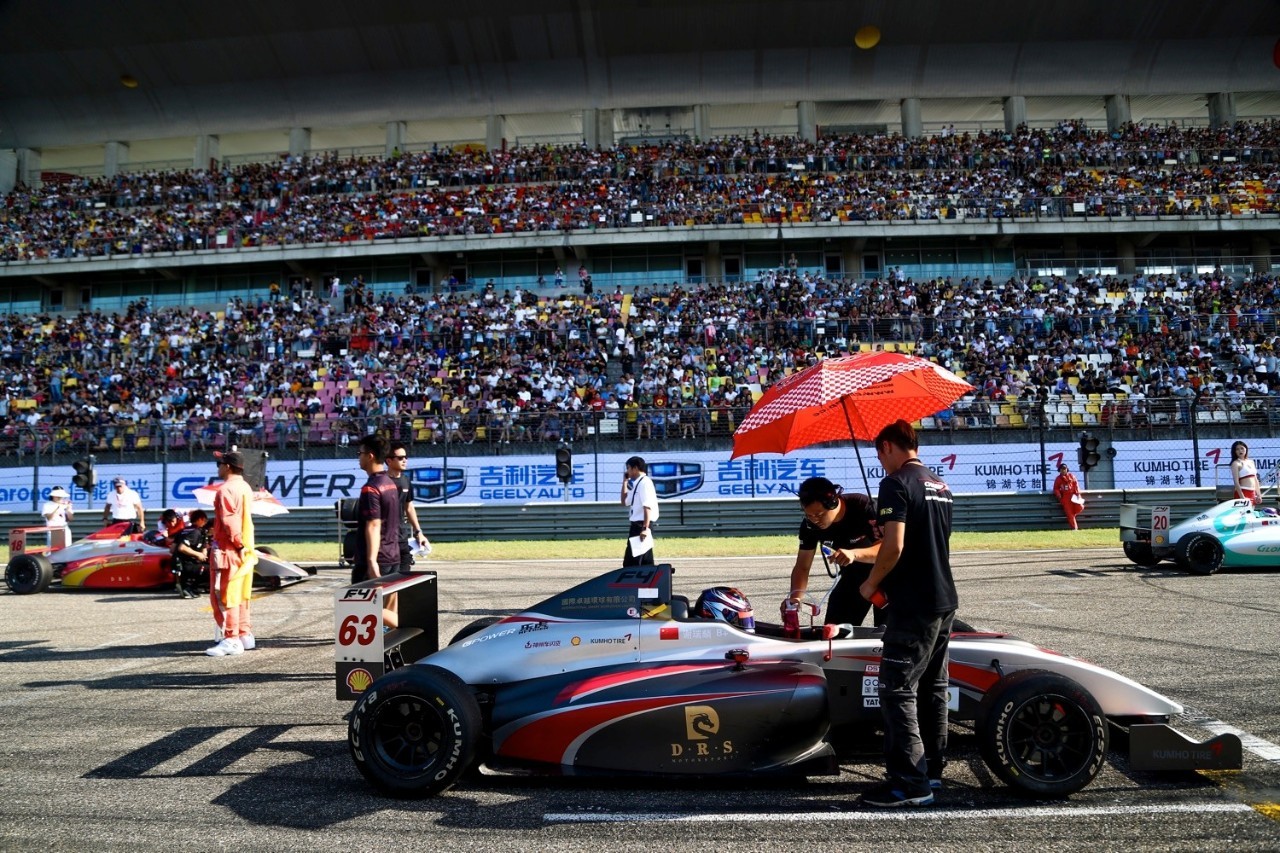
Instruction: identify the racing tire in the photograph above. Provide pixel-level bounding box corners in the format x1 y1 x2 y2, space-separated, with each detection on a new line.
5 554 54 595
255 545 278 557
1122 541 1163 567
449 616 503 646
348 664 481 798
1175 532 1224 575
976 669 1109 799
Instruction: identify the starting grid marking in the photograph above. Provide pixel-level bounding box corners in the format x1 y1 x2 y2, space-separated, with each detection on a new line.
544 802 1256 825
1182 708 1280 763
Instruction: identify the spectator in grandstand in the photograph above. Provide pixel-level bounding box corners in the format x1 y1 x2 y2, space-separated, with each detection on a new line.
1053 463 1086 530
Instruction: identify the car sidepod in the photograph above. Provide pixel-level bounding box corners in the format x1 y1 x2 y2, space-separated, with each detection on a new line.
487 659 834 776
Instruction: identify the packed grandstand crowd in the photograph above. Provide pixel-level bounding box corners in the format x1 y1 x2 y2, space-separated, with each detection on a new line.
2 119 1280 261
3 258 1280 456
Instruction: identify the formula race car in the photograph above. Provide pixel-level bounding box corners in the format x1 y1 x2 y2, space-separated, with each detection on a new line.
5 522 314 595
1120 498 1280 574
334 566 1239 800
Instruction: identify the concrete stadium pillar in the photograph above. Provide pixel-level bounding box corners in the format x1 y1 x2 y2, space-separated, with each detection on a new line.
583 108 614 149
693 104 712 141
1003 96 1027 133
288 127 311 158
0 149 16 194
485 115 507 151
900 98 923 139
1208 92 1237 129
386 121 407 157
797 100 818 142
104 141 130 178
704 241 722 282
1252 236 1272 274
16 148 41 187
193 135 220 169
1104 94 1131 132
1115 237 1137 277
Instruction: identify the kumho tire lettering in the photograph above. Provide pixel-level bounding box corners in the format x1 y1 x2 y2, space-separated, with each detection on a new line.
976 669 1109 798
346 665 482 797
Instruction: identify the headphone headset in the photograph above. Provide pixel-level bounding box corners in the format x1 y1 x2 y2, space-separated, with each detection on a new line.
821 484 843 510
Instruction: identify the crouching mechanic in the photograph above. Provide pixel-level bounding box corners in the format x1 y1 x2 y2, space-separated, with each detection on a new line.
784 477 884 627
207 451 259 657
162 508 210 599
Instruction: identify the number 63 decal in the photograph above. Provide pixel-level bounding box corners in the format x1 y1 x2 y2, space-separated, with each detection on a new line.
338 613 378 645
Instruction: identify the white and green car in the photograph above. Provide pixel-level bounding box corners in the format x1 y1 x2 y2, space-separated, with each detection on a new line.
1121 498 1280 574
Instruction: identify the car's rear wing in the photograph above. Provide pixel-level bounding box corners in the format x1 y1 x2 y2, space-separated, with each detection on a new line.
1119 503 1173 545
335 571 439 701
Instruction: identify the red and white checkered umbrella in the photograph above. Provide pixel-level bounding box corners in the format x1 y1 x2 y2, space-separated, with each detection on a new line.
731 352 973 459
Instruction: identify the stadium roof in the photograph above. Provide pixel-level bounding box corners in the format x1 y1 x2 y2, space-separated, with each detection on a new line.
2 0 1278 151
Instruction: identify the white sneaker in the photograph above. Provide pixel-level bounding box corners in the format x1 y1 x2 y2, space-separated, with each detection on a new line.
240 633 256 651
206 638 244 657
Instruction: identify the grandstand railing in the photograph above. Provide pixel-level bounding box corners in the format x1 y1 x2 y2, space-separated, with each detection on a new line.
7 393 1280 469
2 195 1277 272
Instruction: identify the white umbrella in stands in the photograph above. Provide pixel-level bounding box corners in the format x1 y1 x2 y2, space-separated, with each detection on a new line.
191 485 290 517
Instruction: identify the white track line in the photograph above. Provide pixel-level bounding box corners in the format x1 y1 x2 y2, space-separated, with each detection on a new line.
545 802 1254 824
1181 709 1280 762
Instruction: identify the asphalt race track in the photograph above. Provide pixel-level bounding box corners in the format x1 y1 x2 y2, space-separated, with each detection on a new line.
1 547 1277 852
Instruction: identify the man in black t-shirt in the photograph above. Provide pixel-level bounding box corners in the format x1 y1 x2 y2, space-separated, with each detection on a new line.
858 419 957 809
785 477 884 627
385 441 429 572
352 434 400 580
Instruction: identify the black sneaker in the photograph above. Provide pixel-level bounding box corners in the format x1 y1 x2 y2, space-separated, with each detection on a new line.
859 782 935 808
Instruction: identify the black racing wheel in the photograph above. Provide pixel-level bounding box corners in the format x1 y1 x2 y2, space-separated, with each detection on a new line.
348 665 481 797
5 554 54 595
976 669 1109 798
1174 532 1224 575
1122 540 1163 567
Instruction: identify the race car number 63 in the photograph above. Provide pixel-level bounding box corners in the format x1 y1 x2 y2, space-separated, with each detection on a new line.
338 614 379 646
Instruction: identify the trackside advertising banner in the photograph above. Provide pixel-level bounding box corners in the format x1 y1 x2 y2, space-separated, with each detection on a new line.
3 439 1268 514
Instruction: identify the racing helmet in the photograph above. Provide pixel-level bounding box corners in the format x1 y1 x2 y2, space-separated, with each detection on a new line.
694 587 756 633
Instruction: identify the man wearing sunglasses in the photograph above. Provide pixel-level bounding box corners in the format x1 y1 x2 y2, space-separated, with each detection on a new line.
385 442 430 571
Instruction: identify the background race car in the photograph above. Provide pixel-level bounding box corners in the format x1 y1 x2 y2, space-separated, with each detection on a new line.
1120 498 1280 574
5 522 313 595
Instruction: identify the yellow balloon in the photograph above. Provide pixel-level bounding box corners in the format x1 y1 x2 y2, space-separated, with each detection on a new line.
854 25 881 50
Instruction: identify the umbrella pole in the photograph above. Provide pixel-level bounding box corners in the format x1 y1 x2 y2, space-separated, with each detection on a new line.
841 403 872 495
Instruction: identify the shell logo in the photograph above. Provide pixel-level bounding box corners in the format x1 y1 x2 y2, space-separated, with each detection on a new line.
571 636 581 646
346 668 375 693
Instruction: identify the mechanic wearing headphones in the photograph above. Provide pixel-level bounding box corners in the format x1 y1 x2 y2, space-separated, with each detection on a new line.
785 476 884 627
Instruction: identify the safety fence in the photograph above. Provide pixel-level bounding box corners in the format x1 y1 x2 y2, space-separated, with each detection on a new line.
16 487 1219 547
7 392 1280 469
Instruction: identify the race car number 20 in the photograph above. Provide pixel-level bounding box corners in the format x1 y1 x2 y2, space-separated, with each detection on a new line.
338 614 378 646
